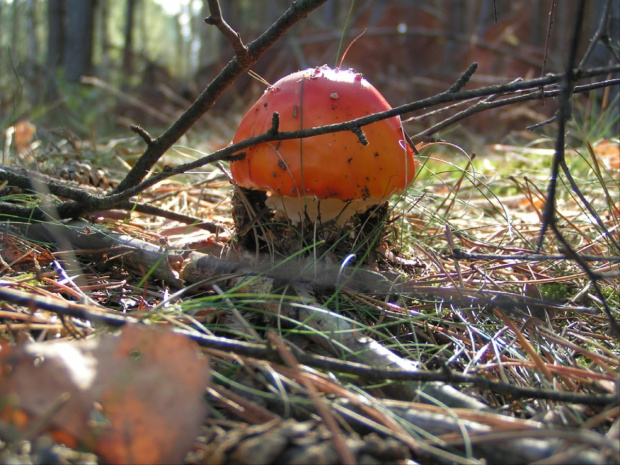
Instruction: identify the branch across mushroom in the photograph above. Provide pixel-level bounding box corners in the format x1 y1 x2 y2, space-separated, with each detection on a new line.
230 65 415 224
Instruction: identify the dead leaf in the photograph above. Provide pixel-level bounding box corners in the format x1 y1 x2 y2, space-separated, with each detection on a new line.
0 325 210 464
12 120 36 155
593 140 619 171
0 233 55 271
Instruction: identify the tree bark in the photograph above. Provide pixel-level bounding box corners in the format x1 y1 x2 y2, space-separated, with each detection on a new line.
47 0 65 68
98 0 110 80
122 0 136 83
25 0 39 65
63 0 97 83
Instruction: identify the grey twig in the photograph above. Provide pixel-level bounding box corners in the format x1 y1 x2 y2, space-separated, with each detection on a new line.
0 284 614 406
113 0 328 193
536 0 619 337
204 0 250 65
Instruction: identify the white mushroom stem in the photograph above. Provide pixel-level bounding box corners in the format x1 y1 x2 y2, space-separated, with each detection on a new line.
266 194 388 225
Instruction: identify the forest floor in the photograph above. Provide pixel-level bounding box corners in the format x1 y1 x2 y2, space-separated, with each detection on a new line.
0 93 619 464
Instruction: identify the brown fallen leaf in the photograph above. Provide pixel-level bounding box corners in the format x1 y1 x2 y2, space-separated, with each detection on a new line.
593 139 619 171
0 325 210 464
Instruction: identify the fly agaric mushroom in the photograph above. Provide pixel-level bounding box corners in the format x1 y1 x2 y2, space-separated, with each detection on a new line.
230 65 415 224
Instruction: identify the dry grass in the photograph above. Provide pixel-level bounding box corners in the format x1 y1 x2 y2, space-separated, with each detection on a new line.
0 105 618 464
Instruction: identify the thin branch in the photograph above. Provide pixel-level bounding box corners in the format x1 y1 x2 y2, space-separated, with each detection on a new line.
411 78 620 142
451 249 620 263
537 0 587 251
130 125 154 145
447 62 478 93
0 284 614 406
113 0 328 193
540 0 556 81
579 0 618 67
558 158 620 253
0 167 225 231
204 0 249 65
536 0 619 337
1 66 617 223
120 201 227 233
549 220 620 337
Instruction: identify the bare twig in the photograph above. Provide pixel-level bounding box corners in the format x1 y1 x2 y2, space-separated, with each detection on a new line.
540 0 557 82
114 0 328 194
204 0 250 65
536 0 619 337
0 166 224 232
451 249 620 263
579 0 620 67
130 125 154 145
447 62 478 93
267 331 356 465
0 284 615 406
412 78 620 142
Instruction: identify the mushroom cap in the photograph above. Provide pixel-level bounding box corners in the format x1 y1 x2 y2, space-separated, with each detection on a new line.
230 66 415 221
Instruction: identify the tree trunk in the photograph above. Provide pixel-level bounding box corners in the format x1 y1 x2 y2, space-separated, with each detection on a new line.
63 0 97 83
11 0 20 62
197 0 217 68
98 0 110 80
25 0 39 65
174 12 186 80
122 0 136 83
47 0 65 68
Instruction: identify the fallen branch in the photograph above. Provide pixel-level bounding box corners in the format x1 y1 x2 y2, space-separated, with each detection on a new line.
3 220 616 409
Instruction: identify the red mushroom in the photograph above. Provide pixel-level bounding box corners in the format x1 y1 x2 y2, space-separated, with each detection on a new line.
230 65 415 224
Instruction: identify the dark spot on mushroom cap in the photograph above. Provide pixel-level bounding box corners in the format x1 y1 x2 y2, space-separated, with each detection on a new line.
347 157 353 163
278 159 287 171
374 152 379 157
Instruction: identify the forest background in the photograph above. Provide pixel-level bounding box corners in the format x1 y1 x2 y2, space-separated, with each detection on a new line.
2 0 617 146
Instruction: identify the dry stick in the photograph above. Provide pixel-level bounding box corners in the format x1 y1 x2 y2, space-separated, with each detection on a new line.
536 0 619 337
451 250 620 263
204 0 249 60
3 79 614 223
579 0 620 67
113 0 328 194
1 67 617 223
557 158 620 253
267 331 357 465
537 0 557 112
412 77 620 142
0 167 224 232
0 284 615 407
117 201 227 233
50 65 620 219
541 7 620 254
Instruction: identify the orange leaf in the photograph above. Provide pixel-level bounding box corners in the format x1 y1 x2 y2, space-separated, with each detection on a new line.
0 326 210 464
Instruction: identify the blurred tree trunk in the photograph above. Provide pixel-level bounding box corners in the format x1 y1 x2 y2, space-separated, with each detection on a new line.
11 0 19 60
197 0 218 68
122 0 137 84
0 2 3 51
25 0 38 66
443 0 465 76
98 0 110 80
47 0 65 68
174 12 186 80
189 0 197 75
63 0 97 83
